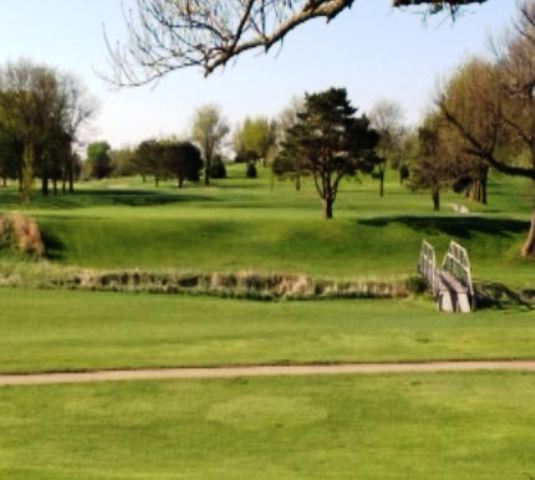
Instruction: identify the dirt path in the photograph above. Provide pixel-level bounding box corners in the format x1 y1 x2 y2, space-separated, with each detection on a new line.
1 360 534 387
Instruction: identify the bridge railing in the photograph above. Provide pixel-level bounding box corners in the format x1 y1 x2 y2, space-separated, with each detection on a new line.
418 240 439 294
442 240 475 302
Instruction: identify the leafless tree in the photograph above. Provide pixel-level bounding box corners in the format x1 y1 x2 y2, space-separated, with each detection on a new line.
106 0 489 86
370 98 405 197
191 104 230 185
439 0 535 256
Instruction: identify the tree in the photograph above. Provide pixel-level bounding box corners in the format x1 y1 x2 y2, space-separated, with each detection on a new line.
410 113 463 211
110 147 139 177
0 61 96 198
439 0 535 256
59 74 98 193
369 99 405 197
274 96 305 190
136 139 165 186
191 105 229 186
107 0 490 86
234 117 277 167
0 61 65 201
0 125 22 188
87 142 112 179
275 87 379 219
438 58 506 205
162 141 203 188
208 154 227 179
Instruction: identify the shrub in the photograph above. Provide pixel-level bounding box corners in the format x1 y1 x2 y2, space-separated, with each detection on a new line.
209 158 227 179
246 162 257 179
0 214 45 258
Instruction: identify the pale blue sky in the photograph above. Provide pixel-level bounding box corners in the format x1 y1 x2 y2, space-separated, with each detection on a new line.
0 0 517 148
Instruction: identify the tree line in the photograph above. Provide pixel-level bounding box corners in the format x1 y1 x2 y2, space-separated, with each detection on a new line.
0 60 96 200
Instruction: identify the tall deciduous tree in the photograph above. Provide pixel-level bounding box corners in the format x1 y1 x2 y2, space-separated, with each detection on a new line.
191 105 229 186
0 62 64 201
275 87 379 219
0 61 96 199
439 0 535 256
107 0 490 86
370 99 405 197
233 117 277 167
410 113 463 211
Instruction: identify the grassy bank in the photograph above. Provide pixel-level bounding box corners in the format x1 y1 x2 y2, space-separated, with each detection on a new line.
0 166 532 287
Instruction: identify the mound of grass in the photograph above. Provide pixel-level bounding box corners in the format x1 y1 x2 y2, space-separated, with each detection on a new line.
0 372 533 479
0 167 532 287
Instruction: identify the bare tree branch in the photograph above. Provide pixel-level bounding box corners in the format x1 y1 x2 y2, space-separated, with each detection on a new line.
105 0 491 87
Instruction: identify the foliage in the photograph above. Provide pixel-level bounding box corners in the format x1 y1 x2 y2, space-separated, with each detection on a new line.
410 113 464 211
86 141 112 179
438 0 535 256
0 60 96 199
275 87 379 219
191 104 229 185
246 161 257 179
208 155 227 179
162 140 203 188
234 116 277 166
370 98 406 197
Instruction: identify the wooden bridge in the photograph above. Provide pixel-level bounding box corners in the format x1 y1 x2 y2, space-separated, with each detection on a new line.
418 240 475 313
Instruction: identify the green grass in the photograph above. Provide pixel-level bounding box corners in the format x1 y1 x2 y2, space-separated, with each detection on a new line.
0 288 533 374
0 372 534 479
0 165 533 286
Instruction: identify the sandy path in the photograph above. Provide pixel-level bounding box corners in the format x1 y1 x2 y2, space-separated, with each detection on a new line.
0 360 534 387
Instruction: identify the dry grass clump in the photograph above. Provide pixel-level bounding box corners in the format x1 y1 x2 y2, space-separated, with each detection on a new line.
0 213 44 258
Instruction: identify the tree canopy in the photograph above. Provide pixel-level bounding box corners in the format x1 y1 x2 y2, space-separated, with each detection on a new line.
274 87 379 219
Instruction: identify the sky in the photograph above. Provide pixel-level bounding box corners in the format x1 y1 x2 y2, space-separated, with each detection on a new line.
0 0 519 149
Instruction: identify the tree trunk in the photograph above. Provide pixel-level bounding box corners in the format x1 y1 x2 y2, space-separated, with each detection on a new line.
142 174 146 183
178 176 184 188
323 196 334 219
20 142 34 203
432 187 440 211
69 165 74 193
53 178 58 195
379 171 385 197
295 175 301 191
155 176 160 188
204 159 210 186
41 176 49 196
480 166 488 205
521 210 535 257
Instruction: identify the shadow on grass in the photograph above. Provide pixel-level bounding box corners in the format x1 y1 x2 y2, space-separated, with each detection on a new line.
0 189 219 210
476 282 534 310
41 230 65 261
358 215 529 239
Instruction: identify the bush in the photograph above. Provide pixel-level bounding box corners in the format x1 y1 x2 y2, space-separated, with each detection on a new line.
209 159 227 179
0 214 44 258
246 162 257 179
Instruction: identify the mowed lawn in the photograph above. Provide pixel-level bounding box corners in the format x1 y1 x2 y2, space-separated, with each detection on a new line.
0 372 534 479
0 165 532 287
0 288 533 374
